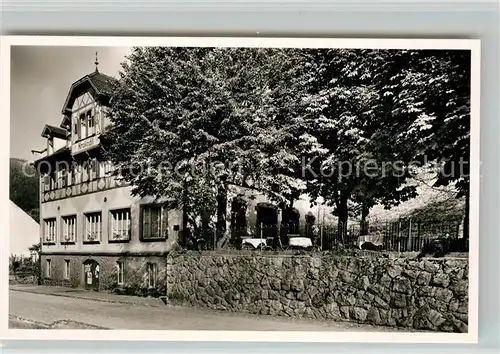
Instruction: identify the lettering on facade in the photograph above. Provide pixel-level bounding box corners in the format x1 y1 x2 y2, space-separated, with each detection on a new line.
72 136 99 155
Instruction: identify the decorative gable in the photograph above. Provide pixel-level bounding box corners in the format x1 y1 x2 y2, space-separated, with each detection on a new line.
61 71 118 115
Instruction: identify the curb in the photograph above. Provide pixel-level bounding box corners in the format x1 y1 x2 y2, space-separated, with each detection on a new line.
10 288 165 308
9 314 109 330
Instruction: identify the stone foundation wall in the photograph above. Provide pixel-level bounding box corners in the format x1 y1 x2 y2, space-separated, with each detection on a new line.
9 273 38 285
40 254 166 296
166 252 469 333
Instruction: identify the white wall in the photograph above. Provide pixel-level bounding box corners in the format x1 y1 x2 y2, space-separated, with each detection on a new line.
10 201 40 257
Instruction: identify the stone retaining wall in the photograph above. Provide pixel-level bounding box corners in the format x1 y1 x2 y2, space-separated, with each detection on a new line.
9 273 38 285
166 252 469 333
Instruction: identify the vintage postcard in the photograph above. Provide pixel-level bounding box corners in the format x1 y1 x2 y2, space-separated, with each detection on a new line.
0 36 480 343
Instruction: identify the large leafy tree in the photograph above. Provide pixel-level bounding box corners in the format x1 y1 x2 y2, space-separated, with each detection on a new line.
300 49 418 238
104 46 470 247
301 48 470 239
409 50 471 240
103 47 312 246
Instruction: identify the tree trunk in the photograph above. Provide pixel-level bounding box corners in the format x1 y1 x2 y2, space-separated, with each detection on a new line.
337 192 349 243
216 184 228 247
360 200 369 236
181 182 189 247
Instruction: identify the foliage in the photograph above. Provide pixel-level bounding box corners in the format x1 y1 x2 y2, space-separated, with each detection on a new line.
103 47 312 241
10 158 40 221
104 47 470 242
299 49 469 236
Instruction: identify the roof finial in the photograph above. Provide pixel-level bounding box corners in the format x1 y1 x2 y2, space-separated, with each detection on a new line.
94 51 99 72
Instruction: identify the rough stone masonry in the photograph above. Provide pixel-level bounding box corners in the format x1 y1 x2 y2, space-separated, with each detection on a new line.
166 252 469 333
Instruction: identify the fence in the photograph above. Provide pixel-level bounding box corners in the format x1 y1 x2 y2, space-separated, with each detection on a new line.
9 255 40 280
188 218 468 253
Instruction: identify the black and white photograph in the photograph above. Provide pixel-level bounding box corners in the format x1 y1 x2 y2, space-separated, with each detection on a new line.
2 37 479 342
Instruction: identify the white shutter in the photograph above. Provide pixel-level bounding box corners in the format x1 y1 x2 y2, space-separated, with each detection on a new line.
86 215 91 241
95 106 101 134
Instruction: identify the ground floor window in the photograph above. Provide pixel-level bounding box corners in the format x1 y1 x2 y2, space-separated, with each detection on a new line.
84 212 102 242
147 263 157 288
64 260 70 279
117 261 124 285
109 208 131 241
46 259 51 277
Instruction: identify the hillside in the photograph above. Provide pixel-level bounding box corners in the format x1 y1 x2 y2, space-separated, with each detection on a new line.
368 169 464 224
10 157 40 222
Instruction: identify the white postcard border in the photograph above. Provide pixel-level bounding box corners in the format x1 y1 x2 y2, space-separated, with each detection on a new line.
0 35 480 344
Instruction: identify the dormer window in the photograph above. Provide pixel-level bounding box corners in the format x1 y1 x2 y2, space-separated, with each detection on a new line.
87 110 95 136
79 113 86 140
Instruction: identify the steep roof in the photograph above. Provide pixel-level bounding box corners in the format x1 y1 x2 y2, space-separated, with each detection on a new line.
61 70 119 115
41 124 68 139
87 71 118 95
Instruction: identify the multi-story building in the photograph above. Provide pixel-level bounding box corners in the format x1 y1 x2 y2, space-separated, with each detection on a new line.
34 67 184 294
33 66 325 294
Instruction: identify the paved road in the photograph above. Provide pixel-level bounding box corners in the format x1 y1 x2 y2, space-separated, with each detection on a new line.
9 290 405 331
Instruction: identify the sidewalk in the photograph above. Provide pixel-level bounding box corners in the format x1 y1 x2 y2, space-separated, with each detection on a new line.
9 284 165 307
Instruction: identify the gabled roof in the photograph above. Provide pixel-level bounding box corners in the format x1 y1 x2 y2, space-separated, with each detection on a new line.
61 70 119 115
60 115 71 129
41 124 68 139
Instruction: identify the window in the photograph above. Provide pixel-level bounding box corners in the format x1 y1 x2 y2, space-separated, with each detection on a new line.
43 174 50 192
99 161 106 178
74 164 82 184
110 209 131 241
147 263 157 288
44 218 57 243
57 168 67 189
62 215 77 243
104 161 115 177
117 261 124 285
84 212 102 242
82 161 89 182
87 110 95 135
67 168 73 186
46 259 52 277
89 158 99 180
64 260 70 279
140 205 168 240
79 113 86 139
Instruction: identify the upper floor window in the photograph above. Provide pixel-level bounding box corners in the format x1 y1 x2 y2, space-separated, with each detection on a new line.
87 110 95 135
62 215 77 243
57 168 68 189
84 212 102 243
43 174 51 192
79 113 87 140
44 218 57 243
109 208 131 242
140 205 168 241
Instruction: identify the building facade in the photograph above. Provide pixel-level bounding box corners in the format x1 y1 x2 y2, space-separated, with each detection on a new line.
34 68 327 294
35 69 183 295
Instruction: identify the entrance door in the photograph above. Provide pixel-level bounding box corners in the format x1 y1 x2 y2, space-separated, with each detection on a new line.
256 203 278 240
83 260 100 291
